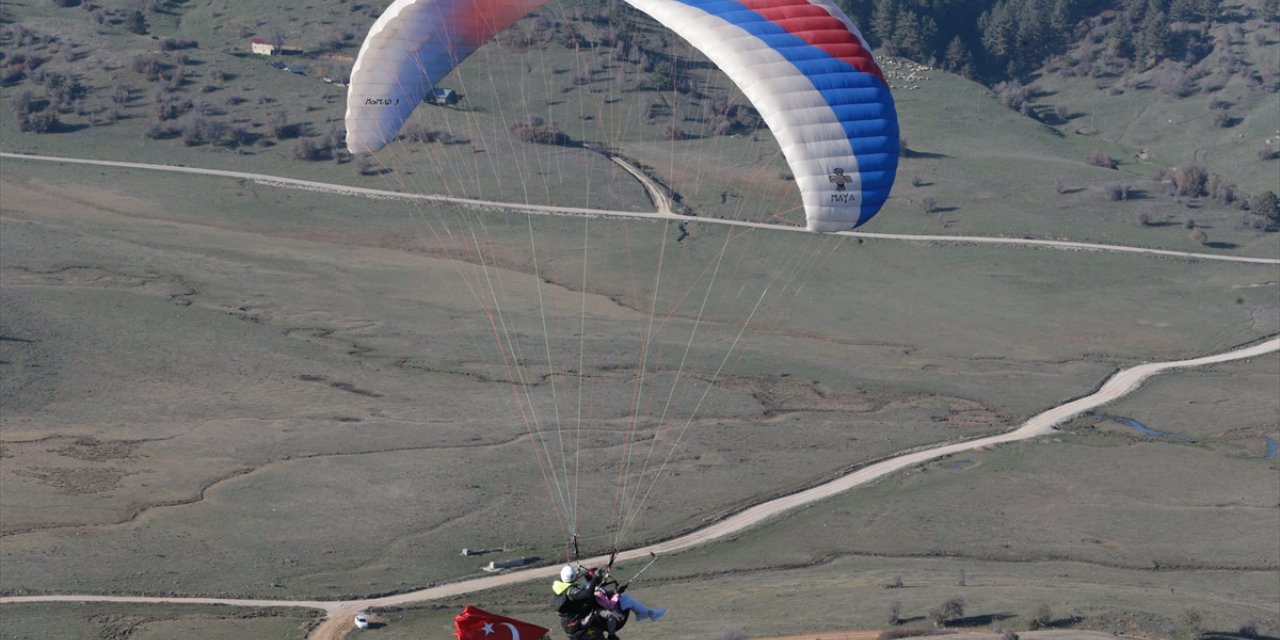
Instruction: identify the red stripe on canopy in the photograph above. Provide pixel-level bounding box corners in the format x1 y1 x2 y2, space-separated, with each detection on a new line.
736 0 886 83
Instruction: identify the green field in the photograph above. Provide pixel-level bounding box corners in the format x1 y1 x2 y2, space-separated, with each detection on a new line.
2 1 1278 639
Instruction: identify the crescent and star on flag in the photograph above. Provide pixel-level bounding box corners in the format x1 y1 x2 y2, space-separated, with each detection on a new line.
479 621 523 639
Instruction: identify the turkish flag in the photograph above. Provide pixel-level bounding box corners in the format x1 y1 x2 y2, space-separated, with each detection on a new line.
454 605 550 640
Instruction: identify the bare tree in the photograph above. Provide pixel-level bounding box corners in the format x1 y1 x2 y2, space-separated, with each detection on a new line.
888 600 902 625
1030 603 1052 629
266 23 286 54
1174 163 1209 197
1086 151 1118 169
929 595 965 627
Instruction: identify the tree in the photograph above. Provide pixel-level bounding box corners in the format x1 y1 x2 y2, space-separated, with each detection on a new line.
872 0 898 55
125 10 148 35
267 23 286 53
1189 227 1208 245
1251 191 1279 222
1030 603 1053 629
943 36 972 73
649 60 682 93
929 595 965 627
1086 151 1118 169
1137 0 1171 68
1174 163 1208 197
292 138 324 161
888 600 902 625
893 10 938 60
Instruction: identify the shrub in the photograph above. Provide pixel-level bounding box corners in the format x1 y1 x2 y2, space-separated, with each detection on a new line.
993 80 1031 111
1251 191 1279 221
663 126 690 141
1086 151 1118 169
1180 606 1204 636
878 630 947 639
158 37 197 51
9 88 37 115
1104 181 1130 201
292 138 324 161
400 121 441 143
1155 64 1196 97
111 83 132 106
125 10 148 35
267 110 300 139
143 118 172 139
19 109 59 133
1174 163 1208 197
510 115 572 145
131 53 162 78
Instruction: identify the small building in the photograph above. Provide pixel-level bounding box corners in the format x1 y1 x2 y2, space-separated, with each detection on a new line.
482 556 536 572
428 87 458 105
249 38 277 56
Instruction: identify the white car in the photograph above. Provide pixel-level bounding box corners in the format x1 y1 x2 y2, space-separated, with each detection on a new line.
354 613 370 629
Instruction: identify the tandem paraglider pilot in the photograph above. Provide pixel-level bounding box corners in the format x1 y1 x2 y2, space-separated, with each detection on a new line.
552 564 664 640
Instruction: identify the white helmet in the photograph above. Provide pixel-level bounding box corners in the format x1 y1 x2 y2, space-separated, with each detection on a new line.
560 565 578 583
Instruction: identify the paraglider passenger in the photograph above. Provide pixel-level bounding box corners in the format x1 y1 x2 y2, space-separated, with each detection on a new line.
593 575 664 621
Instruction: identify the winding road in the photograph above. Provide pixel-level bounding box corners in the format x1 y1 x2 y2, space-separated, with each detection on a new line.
1 152 1277 638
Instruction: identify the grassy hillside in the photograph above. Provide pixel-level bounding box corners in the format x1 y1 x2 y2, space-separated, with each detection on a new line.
1029 0 1280 197
2 0 1277 254
1 2 1277 639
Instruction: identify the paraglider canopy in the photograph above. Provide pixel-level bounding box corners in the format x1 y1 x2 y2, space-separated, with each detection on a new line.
344 0 899 231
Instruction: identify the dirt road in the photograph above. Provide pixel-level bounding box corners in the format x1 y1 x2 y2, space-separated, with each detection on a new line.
4 338 1273 638
4 152 1276 265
